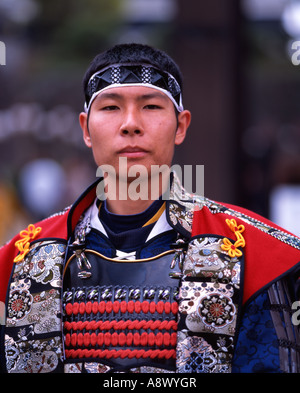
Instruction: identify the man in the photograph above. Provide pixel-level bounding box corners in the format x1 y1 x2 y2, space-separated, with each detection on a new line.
1 43 300 374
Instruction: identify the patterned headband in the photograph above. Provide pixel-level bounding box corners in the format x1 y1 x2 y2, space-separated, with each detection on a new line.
84 64 184 113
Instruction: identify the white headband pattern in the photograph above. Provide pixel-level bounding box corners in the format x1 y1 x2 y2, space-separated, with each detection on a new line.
84 64 184 113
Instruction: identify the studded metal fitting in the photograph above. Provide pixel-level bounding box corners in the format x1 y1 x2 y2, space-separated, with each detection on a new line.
173 288 179 301
69 238 92 279
77 271 92 279
115 288 127 300
75 249 91 270
129 288 141 300
63 291 73 303
87 288 99 301
74 289 85 301
143 288 156 299
63 285 180 309
101 288 112 300
158 288 170 300
169 271 183 279
170 237 188 271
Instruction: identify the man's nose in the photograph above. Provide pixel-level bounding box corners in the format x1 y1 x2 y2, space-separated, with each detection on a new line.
120 108 144 136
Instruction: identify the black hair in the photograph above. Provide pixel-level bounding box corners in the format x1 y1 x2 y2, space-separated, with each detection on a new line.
82 43 183 94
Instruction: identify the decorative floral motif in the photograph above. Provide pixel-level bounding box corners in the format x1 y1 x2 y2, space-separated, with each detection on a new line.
198 293 236 328
14 224 42 263
221 219 245 258
179 281 237 336
185 349 217 373
7 290 33 321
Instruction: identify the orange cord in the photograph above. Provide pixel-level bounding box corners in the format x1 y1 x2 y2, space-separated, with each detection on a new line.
221 218 245 258
14 224 42 263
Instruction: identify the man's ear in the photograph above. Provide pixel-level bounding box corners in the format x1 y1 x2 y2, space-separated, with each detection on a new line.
175 110 191 145
79 112 92 148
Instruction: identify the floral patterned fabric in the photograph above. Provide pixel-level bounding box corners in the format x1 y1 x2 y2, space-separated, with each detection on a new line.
4 241 66 373
176 236 242 373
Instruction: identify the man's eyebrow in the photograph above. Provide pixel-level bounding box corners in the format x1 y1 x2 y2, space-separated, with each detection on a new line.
96 92 123 100
138 92 169 101
96 90 169 101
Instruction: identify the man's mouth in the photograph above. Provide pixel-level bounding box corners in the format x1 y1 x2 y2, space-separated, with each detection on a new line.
117 146 149 158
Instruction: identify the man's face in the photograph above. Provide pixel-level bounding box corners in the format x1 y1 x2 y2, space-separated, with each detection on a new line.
79 85 191 180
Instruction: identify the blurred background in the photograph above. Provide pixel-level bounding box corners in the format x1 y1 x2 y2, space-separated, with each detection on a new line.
0 0 300 244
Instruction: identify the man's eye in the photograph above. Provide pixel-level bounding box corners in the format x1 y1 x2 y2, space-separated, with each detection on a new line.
101 105 119 111
144 104 162 110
